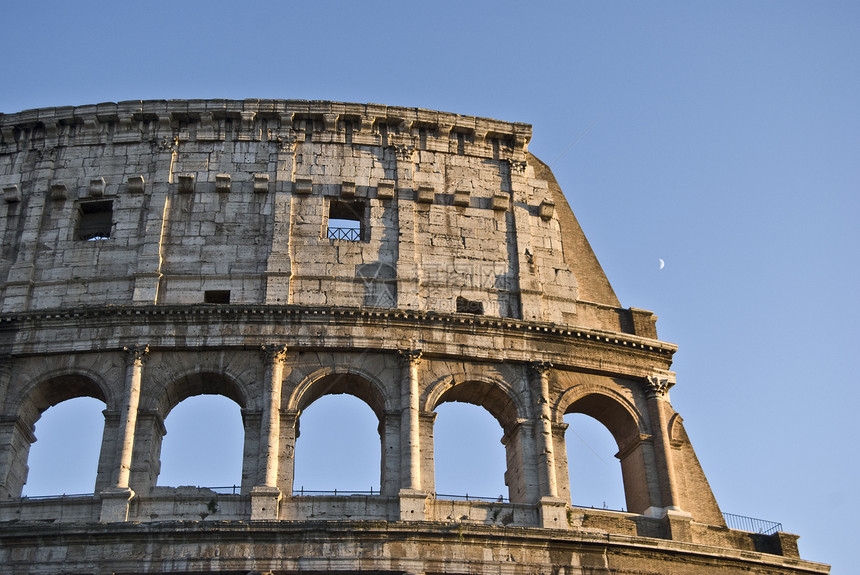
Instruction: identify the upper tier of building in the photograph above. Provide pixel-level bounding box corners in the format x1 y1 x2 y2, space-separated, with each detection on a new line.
0 100 655 338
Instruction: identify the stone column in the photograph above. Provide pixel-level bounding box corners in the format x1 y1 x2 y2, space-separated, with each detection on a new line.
100 345 148 523
644 375 679 511
530 361 567 528
399 349 422 491
251 344 288 520
644 374 692 540
530 361 558 497
398 349 427 520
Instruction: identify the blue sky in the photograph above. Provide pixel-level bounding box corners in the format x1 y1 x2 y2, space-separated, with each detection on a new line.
4 1 858 572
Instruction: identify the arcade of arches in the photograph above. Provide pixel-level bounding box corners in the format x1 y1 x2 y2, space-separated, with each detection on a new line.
0 347 724 527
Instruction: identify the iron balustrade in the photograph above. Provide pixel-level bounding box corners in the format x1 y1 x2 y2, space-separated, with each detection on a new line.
202 485 241 494
20 493 94 500
722 512 783 535
435 493 510 502
292 487 379 496
327 226 361 241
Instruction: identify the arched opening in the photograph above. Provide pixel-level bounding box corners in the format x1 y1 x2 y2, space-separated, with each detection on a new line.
431 379 524 502
563 392 652 514
289 371 389 495
433 402 507 500
293 394 380 494
157 394 244 490
1 373 109 499
564 412 626 511
23 397 106 497
144 372 248 494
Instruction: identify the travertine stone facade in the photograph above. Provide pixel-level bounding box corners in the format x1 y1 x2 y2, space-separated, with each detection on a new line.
0 100 827 574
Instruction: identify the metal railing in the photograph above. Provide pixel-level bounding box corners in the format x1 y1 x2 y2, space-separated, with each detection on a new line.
20 493 94 500
201 485 242 495
292 487 380 496
571 502 626 513
435 493 509 503
327 226 361 241
723 512 782 535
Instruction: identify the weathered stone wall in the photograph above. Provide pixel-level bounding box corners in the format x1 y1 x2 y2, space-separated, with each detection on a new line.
0 100 827 574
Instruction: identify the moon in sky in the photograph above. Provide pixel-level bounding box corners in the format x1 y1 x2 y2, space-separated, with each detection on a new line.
658 258 665 270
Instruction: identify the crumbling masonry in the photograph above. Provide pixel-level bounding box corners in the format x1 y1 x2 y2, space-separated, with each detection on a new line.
0 100 828 574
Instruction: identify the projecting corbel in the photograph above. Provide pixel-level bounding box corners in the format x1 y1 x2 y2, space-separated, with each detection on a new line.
539 199 555 220
127 175 145 194
90 177 105 197
177 174 195 194
215 174 232 193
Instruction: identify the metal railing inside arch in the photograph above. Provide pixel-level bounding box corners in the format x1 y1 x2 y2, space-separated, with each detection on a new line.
292 487 380 496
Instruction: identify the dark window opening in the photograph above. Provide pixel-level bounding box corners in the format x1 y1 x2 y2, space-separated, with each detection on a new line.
328 200 366 242
419 128 427 151
457 132 465 155
204 290 231 304
456 296 484 314
77 200 113 241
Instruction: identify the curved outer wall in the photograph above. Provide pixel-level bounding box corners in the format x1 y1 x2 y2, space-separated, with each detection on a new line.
0 100 827 574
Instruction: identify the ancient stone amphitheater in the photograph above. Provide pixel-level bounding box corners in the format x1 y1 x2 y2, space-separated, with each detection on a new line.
0 100 827 574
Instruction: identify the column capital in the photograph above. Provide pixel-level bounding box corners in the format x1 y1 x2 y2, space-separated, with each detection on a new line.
398 348 423 366
529 360 553 376
645 374 674 398
123 344 149 366
261 344 289 364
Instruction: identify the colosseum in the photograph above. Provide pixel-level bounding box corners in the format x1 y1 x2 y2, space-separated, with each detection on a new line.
0 99 827 574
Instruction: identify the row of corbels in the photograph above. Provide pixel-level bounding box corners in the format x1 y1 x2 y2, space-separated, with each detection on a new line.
3 174 555 219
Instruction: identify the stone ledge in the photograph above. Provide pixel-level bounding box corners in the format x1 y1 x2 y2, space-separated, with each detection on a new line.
0 519 830 574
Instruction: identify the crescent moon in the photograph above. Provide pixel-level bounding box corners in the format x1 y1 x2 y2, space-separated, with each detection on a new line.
658 258 665 270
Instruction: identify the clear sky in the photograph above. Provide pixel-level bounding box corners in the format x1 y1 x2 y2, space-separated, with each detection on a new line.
4 1 858 572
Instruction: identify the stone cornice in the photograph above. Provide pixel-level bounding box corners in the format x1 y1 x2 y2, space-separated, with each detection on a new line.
0 304 677 379
0 99 532 159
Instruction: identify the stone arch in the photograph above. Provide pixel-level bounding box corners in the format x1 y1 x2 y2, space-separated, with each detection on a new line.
556 383 656 515
153 370 248 418
285 366 394 495
555 384 646 444
0 369 112 499
131 369 250 495
288 366 389 420
424 371 531 503
423 373 524 434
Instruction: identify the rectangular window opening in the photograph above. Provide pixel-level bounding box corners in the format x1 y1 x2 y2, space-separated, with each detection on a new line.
328 200 366 242
204 290 231 304
77 200 113 241
456 296 484 315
